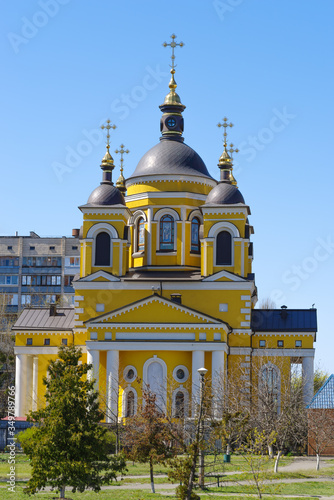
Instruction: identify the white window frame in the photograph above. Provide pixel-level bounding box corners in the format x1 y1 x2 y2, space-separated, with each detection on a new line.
122 386 138 418
154 208 180 252
86 223 118 268
208 221 239 267
172 386 189 418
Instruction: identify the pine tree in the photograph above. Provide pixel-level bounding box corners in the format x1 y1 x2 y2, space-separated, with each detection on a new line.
18 345 126 498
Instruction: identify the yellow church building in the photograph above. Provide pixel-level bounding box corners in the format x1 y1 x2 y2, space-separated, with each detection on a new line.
13 39 317 421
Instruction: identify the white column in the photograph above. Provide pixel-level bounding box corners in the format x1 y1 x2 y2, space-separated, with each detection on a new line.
106 350 119 423
87 349 100 391
147 207 153 265
181 208 186 266
32 356 38 412
25 356 33 415
212 350 225 416
15 354 27 417
119 241 123 276
192 350 205 417
302 356 314 405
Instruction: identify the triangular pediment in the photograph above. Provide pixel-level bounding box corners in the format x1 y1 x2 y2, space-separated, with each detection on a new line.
76 270 120 283
86 294 224 326
202 270 247 282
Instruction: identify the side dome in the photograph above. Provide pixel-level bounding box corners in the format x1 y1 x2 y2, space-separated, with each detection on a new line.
205 182 245 205
128 140 213 179
87 183 125 206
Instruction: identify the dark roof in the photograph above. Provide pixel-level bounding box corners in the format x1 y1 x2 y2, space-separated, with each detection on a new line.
12 307 74 331
128 139 213 180
87 183 125 206
251 309 317 332
307 374 334 409
204 182 245 205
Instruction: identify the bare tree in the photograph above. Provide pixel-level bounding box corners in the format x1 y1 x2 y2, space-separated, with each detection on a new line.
308 409 334 470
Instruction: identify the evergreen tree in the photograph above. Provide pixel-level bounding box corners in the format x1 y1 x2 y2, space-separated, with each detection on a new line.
18 345 126 498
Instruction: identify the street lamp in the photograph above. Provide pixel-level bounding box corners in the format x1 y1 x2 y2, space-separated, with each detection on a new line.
198 367 207 489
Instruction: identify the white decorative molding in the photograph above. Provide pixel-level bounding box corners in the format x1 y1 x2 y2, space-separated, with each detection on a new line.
203 270 246 282
116 332 196 340
252 348 315 357
241 295 251 300
85 341 229 352
173 365 189 383
125 174 217 188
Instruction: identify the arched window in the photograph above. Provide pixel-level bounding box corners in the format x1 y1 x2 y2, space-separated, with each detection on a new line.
216 231 232 265
174 391 185 418
260 364 281 414
191 217 200 253
95 232 111 266
160 215 174 251
126 391 135 417
137 217 145 252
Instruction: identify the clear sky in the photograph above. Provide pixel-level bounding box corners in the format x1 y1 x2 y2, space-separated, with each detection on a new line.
1 1 333 374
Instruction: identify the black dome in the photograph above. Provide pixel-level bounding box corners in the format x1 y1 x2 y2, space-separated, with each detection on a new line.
87 183 125 206
128 140 213 179
205 182 245 205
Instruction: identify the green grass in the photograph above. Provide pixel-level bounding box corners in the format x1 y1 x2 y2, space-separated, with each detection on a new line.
210 480 334 496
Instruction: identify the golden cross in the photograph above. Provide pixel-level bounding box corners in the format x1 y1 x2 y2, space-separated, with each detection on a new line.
101 119 116 151
217 117 233 147
162 34 184 70
115 144 129 173
229 143 239 160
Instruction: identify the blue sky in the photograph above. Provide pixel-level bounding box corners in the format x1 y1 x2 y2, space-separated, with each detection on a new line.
1 1 333 373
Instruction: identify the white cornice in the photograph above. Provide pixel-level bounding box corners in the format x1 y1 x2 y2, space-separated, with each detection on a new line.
74 281 256 292
79 207 132 217
202 206 250 215
126 174 217 189
252 348 315 357
85 341 228 352
86 323 226 330
126 192 208 202
15 346 87 355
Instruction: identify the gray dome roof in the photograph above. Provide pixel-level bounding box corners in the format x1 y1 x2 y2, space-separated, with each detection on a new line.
128 140 213 179
205 182 245 205
87 183 125 206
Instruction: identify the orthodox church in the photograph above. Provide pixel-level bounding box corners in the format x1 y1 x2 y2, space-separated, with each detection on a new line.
13 37 317 421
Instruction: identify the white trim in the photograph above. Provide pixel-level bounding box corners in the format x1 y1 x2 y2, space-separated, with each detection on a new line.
229 347 252 355
143 356 167 413
125 174 217 189
86 222 119 239
89 323 226 330
154 208 179 252
173 365 189 383
153 207 181 222
14 346 87 355
208 221 240 239
172 386 189 418
131 209 148 225
187 209 203 223
126 191 208 202
85 341 229 352
116 332 196 340
203 270 246 282
202 205 250 216
252 348 315 357
86 294 225 325
77 270 120 282
253 331 315 337
79 206 132 217
241 295 251 300
74 280 256 292
259 362 281 413
123 365 137 383
122 386 138 417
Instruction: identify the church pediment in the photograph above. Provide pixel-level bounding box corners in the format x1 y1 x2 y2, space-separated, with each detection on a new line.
85 294 224 326
202 270 247 282
76 270 120 282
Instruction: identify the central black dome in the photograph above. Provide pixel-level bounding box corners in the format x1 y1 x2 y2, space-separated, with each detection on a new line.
128 140 213 180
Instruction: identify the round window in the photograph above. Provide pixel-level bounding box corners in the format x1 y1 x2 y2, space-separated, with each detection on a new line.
123 365 137 383
173 365 189 383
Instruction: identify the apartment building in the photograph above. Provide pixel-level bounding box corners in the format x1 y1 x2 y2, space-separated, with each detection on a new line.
0 231 80 322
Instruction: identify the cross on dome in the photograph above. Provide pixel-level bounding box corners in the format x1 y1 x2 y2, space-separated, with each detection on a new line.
101 119 116 152
162 33 184 70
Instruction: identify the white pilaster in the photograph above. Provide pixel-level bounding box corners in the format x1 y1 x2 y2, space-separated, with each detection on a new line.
15 354 26 417
192 350 205 417
106 350 119 423
87 349 99 391
302 356 314 405
32 356 38 412
25 356 33 415
147 207 153 265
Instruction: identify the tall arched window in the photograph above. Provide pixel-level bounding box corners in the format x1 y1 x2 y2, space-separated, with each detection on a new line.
174 391 185 418
137 217 145 252
95 232 111 266
126 390 135 417
260 364 281 414
160 215 174 251
216 231 232 265
191 217 200 253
